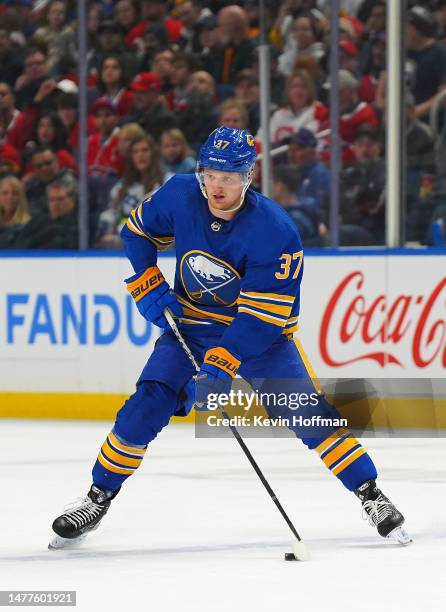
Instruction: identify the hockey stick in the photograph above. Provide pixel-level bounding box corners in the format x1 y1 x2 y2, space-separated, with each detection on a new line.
164 308 310 561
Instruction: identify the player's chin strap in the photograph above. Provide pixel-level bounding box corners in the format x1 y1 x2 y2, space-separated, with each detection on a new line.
196 168 254 214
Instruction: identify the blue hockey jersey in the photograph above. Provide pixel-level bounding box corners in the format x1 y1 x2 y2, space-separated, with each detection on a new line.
121 174 304 361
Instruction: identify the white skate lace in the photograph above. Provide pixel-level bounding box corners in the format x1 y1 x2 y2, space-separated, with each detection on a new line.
362 495 394 528
62 496 104 530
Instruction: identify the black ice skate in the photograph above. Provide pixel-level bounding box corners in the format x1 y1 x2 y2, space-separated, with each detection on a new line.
48 485 118 550
354 480 411 545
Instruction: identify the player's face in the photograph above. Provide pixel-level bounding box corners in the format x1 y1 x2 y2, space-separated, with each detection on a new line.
203 169 244 211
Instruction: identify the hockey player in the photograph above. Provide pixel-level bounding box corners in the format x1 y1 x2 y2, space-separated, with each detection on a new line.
49 127 410 549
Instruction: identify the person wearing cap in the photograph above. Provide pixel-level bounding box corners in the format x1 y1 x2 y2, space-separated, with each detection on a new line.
197 13 220 60
272 164 321 246
406 4 446 120
88 97 124 178
234 68 260 134
124 71 178 141
284 126 330 212
90 19 138 78
340 123 385 244
339 39 359 76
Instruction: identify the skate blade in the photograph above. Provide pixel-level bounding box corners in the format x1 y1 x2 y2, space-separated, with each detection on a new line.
387 526 412 546
48 533 88 550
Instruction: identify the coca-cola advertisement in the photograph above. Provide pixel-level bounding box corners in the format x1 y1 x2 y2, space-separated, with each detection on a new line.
300 255 446 377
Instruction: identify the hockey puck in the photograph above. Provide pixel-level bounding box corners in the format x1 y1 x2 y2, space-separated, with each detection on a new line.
284 552 297 561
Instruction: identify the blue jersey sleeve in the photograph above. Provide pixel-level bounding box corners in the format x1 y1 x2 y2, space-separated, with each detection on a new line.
219 231 303 361
120 176 178 273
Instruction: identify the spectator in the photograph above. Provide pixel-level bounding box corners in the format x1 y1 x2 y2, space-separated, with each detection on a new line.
176 0 211 53
14 47 53 112
93 54 134 117
0 175 31 248
196 13 220 63
0 141 21 178
358 30 386 104
151 48 175 92
114 0 140 39
160 128 196 175
16 178 78 249
322 69 378 143
87 96 125 217
96 134 165 248
406 4 446 120
234 68 260 134
278 11 325 78
272 164 321 245
90 19 138 78
137 0 182 46
25 145 76 215
0 27 24 87
32 0 76 78
357 0 386 75
218 98 248 130
269 69 328 144
406 93 435 175
166 51 200 113
136 23 168 72
339 40 359 77
117 122 146 159
25 111 77 172
283 127 330 211
433 0 446 42
340 124 385 244
177 70 218 151
0 82 33 150
55 89 98 152
205 5 255 85
125 71 178 140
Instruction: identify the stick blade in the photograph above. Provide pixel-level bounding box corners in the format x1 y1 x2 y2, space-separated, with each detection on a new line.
292 539 310 561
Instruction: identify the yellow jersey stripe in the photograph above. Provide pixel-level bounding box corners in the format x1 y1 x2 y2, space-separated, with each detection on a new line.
126 217 145 236
322 437 359 468
102 441 143 468
97 452 136 474
237 297 292 317
332 448 366 476
315 427 348 454
109 431 146 455
293 338 323 395
240 291 295 303
176 296 234 324
238 305 285 327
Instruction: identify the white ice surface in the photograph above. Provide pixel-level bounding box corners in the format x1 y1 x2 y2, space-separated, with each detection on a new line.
0 420 445 611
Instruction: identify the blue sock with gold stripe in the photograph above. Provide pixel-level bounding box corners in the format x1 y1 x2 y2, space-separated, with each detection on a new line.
92 430 148 492
313 428 377 491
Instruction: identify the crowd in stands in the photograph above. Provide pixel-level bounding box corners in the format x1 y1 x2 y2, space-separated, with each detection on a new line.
0 0 446 249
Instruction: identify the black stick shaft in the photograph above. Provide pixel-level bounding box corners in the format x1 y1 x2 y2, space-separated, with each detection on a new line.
220 408 302 542
164 309 304 543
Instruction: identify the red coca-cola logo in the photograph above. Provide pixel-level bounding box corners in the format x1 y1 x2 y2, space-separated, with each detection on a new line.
319 271 446 368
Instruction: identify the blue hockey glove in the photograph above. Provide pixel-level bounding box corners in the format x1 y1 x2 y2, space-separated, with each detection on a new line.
125 265 182 328
194 347 241 410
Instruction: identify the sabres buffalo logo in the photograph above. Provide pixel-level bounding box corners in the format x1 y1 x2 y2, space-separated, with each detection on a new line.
180 250 240 306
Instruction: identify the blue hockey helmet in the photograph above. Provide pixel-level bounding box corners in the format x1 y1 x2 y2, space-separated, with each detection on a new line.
197 127 257 174
196 127 257 208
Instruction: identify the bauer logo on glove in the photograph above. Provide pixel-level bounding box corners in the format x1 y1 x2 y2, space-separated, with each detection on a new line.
125 265 182 328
